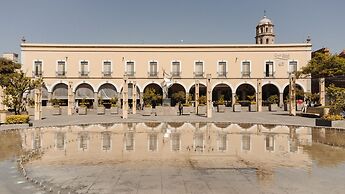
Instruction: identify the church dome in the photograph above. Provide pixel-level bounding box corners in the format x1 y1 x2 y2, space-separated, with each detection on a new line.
258 16 273 25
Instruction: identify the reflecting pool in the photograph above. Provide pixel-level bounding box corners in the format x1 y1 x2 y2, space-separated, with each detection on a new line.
2 123 345 194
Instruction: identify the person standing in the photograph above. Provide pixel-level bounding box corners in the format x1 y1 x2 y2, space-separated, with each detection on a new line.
178 101 183 115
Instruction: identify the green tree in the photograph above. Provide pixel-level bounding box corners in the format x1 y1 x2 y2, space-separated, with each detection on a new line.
143 88 162 106
3 72 42 115
171 91 186 104
0 57 21 87
326 84 345 115
299 52 345 78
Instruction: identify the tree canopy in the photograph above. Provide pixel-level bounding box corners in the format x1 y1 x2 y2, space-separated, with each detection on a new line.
299 52 345 78
0 57 21 87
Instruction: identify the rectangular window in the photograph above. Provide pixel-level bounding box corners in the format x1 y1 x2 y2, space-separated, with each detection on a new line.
172 61 180 76
126 61 135 76
80 61 89 76
171 133 180 151
125 132 134 151
218 134 227 151
79 133 88 150
102 132 111 151
103 61 112 76
265 135 274 151
218 62 227 77
148 133 158 151
242 134 251 151
56 132 65 150
34 61 42 76
265 61 274 77
194 61 203 77
57 61 65 76
242 61 250 77
289 61 298 73
149 61 158 77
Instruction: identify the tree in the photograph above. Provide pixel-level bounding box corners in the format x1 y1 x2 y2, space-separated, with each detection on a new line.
299 52 345 78
3 71 42 115
326 84 345 115
171 91 186 104
0 57 21 87
143 88 162 106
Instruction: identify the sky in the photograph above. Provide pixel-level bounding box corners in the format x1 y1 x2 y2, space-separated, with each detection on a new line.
1 0 345 58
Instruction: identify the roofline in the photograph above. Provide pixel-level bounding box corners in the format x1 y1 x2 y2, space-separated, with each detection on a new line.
21 43 312 49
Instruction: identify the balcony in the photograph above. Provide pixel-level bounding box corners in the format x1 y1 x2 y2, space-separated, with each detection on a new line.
79 71 89 77
148 71 158 77
194 71 204 78
242 71 250 78
56 71 66 77
102 71 112 77
32 71 42 77
265 71 274 78
217 71 227 77
125 71 135 77
171 71 181 77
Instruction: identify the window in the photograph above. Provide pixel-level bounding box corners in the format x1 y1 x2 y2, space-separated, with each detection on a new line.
289 61 298 74
102 132 111 151
56 132 65 150
194 61 204 77
172 61 180 76
79 133 88 151
126 61 135 76
218 133 227 151
265 135 274 151
266 38 269 44
194 133 204 152
103 61 112 76
171 133 180 151
265 61 274 77
32 133 41 149
34 61 42 77
80 61 89 76
242 61 250 77
125 132 134 151
218 61 227 77
148 133 158 151
242 134 251 151
149 61 158 77
57 61 66 76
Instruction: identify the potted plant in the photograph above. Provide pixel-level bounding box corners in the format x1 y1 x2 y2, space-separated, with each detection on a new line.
217 95 226 113
110 97 119 114
233 95 242 112
50 98 61 115
197 95 207 115
97 96 105 115
268 95 279 112
247 95 256 112
284 97 290 111
316 114 344 127
79 98 88 115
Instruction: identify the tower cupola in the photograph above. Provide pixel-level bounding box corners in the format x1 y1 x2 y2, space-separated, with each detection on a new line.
256 14 275 44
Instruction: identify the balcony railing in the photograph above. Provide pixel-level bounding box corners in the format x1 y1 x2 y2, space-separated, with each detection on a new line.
194 71 204 78
126 71 135 76
242 71 250 78
265 71 274 77
217 71 227 77
148 71 158 77
171 71 181 77
56 71 66 76
32 71 42 77
79 71 89 77
102 71 112 77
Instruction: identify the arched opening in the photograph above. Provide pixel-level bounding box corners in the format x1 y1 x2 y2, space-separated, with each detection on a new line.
98 83 117 109
120 83 140 109
212 83 232 107
236 84 256 106
52 83 68 106
143 83 163 106
262 84 280 106
41 85 48 106
75 83 94 108
168 83 186 106
189 83 206 104
283 84 305 102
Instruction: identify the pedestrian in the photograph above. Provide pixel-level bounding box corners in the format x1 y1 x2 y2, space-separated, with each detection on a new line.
178 101 183 115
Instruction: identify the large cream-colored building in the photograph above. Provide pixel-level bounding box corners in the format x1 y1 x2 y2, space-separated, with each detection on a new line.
21 16 312 107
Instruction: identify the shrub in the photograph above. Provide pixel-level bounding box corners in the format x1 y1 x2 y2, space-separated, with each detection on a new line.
6 115 29 124
217 95 225 105
268 95 279 104
198 96 207 105
322 114 344 121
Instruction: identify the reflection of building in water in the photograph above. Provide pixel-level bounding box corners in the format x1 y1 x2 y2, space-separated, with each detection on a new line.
20 123 312 169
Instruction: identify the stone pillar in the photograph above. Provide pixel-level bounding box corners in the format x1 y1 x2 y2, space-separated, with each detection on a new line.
94 92 98 109
132 81 137 114
0 87 6 124
256 79 262 112
122 75 128 119
186 92 189 104
319 78 325 106
206 74 212 118
34 87 42 120
195 80 199 113
67 81 74 115
232 93 236 107
289 74 296 116
47 92 53 107
279 93 284 108
139 92 143 109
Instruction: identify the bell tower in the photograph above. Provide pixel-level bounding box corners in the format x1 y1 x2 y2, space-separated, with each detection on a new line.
256 12 275 44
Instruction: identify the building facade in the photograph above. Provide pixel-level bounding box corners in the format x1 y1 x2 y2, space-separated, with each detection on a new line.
20 16 312 107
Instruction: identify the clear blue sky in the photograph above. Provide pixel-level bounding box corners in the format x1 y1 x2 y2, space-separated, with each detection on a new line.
1 0 345 57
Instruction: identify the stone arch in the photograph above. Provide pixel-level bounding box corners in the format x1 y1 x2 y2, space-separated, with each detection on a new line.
168 83 186 106
73 81 96 93
120 83 140 100
189 83 207 101
212 83 232 106
262 83 280 105
283 84 305 102
52 83 68 100
75 83 94 99
96 82 119 93
98 83 118 100
236 83 256 105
